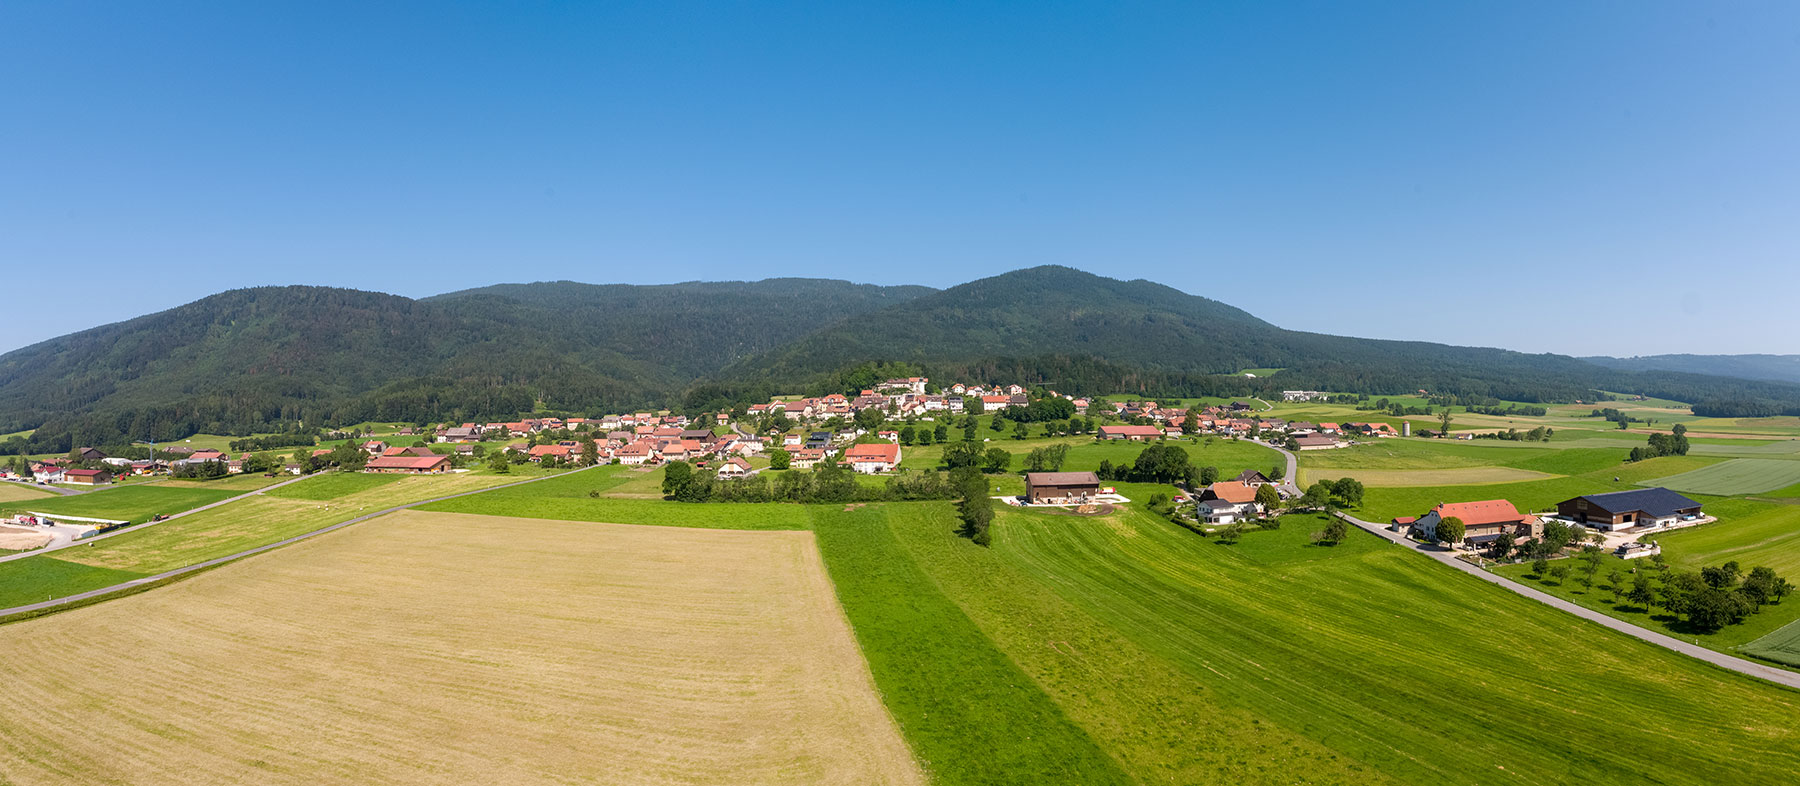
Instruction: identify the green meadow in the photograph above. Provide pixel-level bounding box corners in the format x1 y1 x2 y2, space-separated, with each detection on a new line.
5 485 237 524
420 479 1800 785
1646 458 1800 496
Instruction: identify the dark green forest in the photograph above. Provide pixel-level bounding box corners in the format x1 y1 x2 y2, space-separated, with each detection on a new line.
4 267 1798 454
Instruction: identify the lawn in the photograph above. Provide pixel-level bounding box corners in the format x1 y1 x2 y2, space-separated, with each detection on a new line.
0 511 923 785
1357 476 1615 522
265 471 404 500
1645 458 1800 496
4 485 238 524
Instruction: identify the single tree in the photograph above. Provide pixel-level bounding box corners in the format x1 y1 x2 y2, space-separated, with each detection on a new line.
982 447 1012 474
1436 516 1466 547
1550 564 1571 585
1607 569 1626 602
768 448 791 470
1254 483 1281 513
1438 408 1453 437
1200 465 1220 485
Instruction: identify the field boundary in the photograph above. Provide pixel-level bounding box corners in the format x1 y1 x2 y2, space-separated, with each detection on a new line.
0 467 595 622
0 473 320 564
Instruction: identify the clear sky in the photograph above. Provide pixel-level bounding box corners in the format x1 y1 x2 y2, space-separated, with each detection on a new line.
4 1 1796 357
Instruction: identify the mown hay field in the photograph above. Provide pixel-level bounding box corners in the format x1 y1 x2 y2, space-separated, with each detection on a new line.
1297 466 1556 487
0 483 55 503
1646 458 1800 496
0 510 921 786
0 470 581 610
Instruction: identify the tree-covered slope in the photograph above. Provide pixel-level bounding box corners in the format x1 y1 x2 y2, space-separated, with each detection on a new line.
0 279 932 451
720 266 1800 410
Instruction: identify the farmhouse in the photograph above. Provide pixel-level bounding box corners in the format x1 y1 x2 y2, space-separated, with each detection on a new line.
364 455 450 474
1292 434 1342 450
1098 425 1163 441
842 443 901 474
1408 500 1543 546
1024 471 1101 504
1197 481 1261 524
1556 488 1703 531
716 457 753 478
1232 469 1272 485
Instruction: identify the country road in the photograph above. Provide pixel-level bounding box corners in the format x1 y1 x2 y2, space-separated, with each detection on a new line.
1 478 83 496
1255 438 1800 690
0 466 596 619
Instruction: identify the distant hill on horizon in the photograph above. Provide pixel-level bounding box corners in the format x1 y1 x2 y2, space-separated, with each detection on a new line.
1583 353 1800 386
5 266 1800 453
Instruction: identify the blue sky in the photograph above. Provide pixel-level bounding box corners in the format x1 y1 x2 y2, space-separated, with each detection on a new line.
3 1 1796 357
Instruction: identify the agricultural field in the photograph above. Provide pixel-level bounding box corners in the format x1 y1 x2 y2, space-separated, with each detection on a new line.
264 471 403 500
2 485 237 524
432 484 1800 784
0 483 55 503
0 511 921 786
0 468 569 612
895 432 1282 480
151 473 290 492
1297 466 1555 487
1743 619 1800 668
1645 458 1800 496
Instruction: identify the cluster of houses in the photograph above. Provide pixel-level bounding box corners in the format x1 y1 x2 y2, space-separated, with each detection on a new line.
1391 487 1706 557
0 445 264 485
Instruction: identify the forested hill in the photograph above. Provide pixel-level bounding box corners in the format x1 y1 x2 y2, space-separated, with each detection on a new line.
5 267 1800 454
0 280 931 452
714 266 1800 414
1583 354 1800 386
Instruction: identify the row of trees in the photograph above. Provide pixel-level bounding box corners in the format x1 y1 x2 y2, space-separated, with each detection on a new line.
1473 426 1555 442
1540 556 1793 634
657 459 965 504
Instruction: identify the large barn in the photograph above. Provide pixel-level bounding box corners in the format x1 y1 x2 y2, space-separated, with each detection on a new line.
1556 488 1702 531
1024 471 1101 504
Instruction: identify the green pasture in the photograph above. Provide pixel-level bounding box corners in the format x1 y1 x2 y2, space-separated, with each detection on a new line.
1646 458 1800 496
6 486 237 524
265 472 404 501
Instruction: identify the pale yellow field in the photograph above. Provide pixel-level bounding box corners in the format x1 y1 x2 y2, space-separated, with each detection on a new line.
1298 466 1558 487
0 483 54 503
0 511 922 786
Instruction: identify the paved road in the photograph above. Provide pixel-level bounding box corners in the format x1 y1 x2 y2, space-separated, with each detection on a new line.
1253 439 1302 498
1 478 83 496
0 467 596 620
1330 508 1800 690
0 472 321 564
1258 437 1799 689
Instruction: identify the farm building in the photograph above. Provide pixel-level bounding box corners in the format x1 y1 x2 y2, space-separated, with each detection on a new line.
1025 472 1101 504
842 443 901 474
62 468 113 486
1097 425 1163 441
1408 500 1544 546
1292 434 1342 450
364 455 450 474
1556 488 1703 531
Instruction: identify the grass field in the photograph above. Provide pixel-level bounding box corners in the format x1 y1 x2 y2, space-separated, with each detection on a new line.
1743 619 1800 668
2 485 237 524
0 483 55 503
0 511 922 785
1645 458 1800 496
264 471 403 500
1298 466 1556 487
459 484 1800 784
0 470 569 610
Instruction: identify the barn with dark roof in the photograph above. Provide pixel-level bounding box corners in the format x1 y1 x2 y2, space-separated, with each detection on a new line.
1557 488 1703 531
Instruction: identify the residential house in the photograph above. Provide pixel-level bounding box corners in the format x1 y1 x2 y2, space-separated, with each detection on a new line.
1197 481 1262 524
1232 469 1272 486
788 448 827 469
716 457 753 478
616 442 654 466
843 443 901 474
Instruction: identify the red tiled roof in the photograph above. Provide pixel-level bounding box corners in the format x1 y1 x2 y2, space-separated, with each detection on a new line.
1099 425 1163 437
843 443 900 463
1206 481 1259 504
1433 500 1535 527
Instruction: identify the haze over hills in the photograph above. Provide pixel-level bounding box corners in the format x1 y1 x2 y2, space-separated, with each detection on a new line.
4 266 1800 454
1583 354 1800 386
